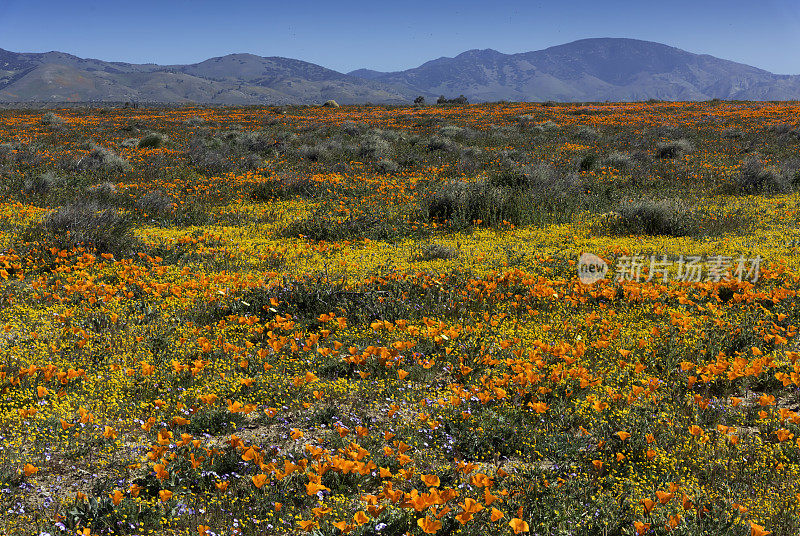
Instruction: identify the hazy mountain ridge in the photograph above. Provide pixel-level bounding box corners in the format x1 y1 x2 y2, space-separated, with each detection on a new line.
1 38 799 104
0 49 414 104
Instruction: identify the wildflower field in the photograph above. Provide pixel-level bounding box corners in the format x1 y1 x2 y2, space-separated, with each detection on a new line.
2 100 800 536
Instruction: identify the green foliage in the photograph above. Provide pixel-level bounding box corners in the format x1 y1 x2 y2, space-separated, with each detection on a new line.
185 408 245 436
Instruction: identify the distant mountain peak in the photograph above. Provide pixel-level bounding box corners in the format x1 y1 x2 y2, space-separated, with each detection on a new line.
0 39 798 104
455 48 503 57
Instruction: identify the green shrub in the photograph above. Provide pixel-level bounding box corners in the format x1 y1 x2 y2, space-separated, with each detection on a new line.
514 114 537 128
574 126 599 141
184 116 208 126
185 408 245 435
579 153 597 171
537 120 559 132
438 125 466 138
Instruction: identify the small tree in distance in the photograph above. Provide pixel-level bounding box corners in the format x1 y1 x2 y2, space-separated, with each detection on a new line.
437 95 469 105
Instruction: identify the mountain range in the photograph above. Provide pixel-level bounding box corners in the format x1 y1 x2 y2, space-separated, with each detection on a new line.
1 38 799 104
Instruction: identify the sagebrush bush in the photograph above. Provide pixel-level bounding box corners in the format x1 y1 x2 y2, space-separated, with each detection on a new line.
438 125 466 138
357 135 392 159
24 202 136 255
375 159 400 174
75 143 130 173
656 138 693 158
137 191 175 216
579 154 597 171
249 175 320 200
731 155 792 193
574 126 599 141
85 182 121 203
138 132 168 148
22 171 59 196
603 151 635 170
411 243 459 261
605 198 690 236
184 116 208 126
41 112 65 127
514 114 537 128
187 137 248 173
490 163 583 205
768 124 799 137
537 120 559 132
426 136 460 153
722 128 745 139
297 143 329 162
422 180 528 228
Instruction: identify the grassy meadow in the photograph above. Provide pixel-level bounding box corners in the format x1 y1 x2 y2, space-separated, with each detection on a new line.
1 101 800 535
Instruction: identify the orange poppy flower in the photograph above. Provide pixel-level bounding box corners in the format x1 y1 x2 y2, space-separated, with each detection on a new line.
418 516 442 534
509 518 530 534
421 474 440 487
750 523 771 536
352 511 370 526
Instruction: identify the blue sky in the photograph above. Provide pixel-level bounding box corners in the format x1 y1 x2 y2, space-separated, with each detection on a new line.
0 0 798 74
